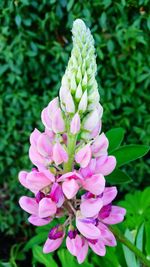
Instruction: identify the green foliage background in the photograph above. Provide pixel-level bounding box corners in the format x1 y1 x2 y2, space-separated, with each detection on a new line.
0 0 149 254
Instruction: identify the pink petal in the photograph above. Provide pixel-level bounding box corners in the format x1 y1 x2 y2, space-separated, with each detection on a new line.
89 240 106 256
29 146 45 167
80 198 103 217
38 167 55 182
66 236 78 256
28 215 52 226
50 183 64 207
91 133 108 157
83 174 105 195
96 155 116 176
26 171 51 193
53 143 68 165
91 121 102 138
43 236 64 253
48 97 59 120
37 133 53 158
18 171 28 189
57 171 83 182
76 237 88 264
76 212 101 240
98 222 117 246
45 129 55 141
75 145 91 168
83 109 99 132
64 91 75 113
41 107 52 130
70 113 80 135
30 128 41 147
38 198 57 218
62 179 79 199
80 158 96 178
52 108 65 133
19 196 38 215
101 187 117 205
102 206 126 225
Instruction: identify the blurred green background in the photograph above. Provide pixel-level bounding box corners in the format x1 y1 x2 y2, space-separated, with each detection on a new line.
0 0 150 266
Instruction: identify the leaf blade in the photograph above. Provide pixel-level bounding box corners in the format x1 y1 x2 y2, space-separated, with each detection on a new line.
111 145 149 167
106 169 132 184
106 127 125 152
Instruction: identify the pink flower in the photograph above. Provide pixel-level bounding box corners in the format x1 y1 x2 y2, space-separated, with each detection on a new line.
76 211 101 240
43 225 65 253
75 145 91 168
53 143 68 165
70 113 80 135
19 195 57 219
91 133 109 157
19 169 54 194
29 129 53 174
95 155 116 176
58 172 83 199
52 108 65 133
41 98 65 133
82 173 105 195
80 194 103 217
80 154 116 177
66 230 88 264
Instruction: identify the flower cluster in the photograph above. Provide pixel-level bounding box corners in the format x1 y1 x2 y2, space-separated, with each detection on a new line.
19 19 126 264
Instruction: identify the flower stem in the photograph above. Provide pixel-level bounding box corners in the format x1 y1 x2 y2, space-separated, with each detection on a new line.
110 226 150 267
64 133 77 172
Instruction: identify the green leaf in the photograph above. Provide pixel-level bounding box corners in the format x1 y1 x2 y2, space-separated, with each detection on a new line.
106 169 132 184
118 187 150 230
136 224 144 252
0 263 12 267
106 128 125 152
123 229 138 267
111 145 149 167
57 249 93 267
33 245 57 267
67 0 74 11
145 223 150 257
24 232 48 251
15 15 22 26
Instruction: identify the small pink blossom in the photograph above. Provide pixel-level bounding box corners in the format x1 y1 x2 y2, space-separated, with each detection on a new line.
70 113 80 135
75 144 91 168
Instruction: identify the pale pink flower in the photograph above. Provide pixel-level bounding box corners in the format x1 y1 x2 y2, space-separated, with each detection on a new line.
70 113 80 135
75 144 91 168
53 142 68 165
66 231 88 264
57 172 83 199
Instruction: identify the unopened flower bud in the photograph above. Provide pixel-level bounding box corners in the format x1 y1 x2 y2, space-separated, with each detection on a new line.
70 73 77 94
83 109 99 132
75 83 82 102
78 90 87 113
70 113 81 135
82 72 88 89
76 67 82 83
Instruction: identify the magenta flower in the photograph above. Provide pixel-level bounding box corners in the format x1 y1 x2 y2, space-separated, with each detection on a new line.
19 19 126 264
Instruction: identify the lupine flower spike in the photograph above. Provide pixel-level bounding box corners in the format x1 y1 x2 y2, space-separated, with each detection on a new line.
19 19 126 264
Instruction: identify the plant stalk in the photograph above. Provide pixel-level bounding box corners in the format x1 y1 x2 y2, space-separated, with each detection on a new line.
64 133 77 172
110 226 150 267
